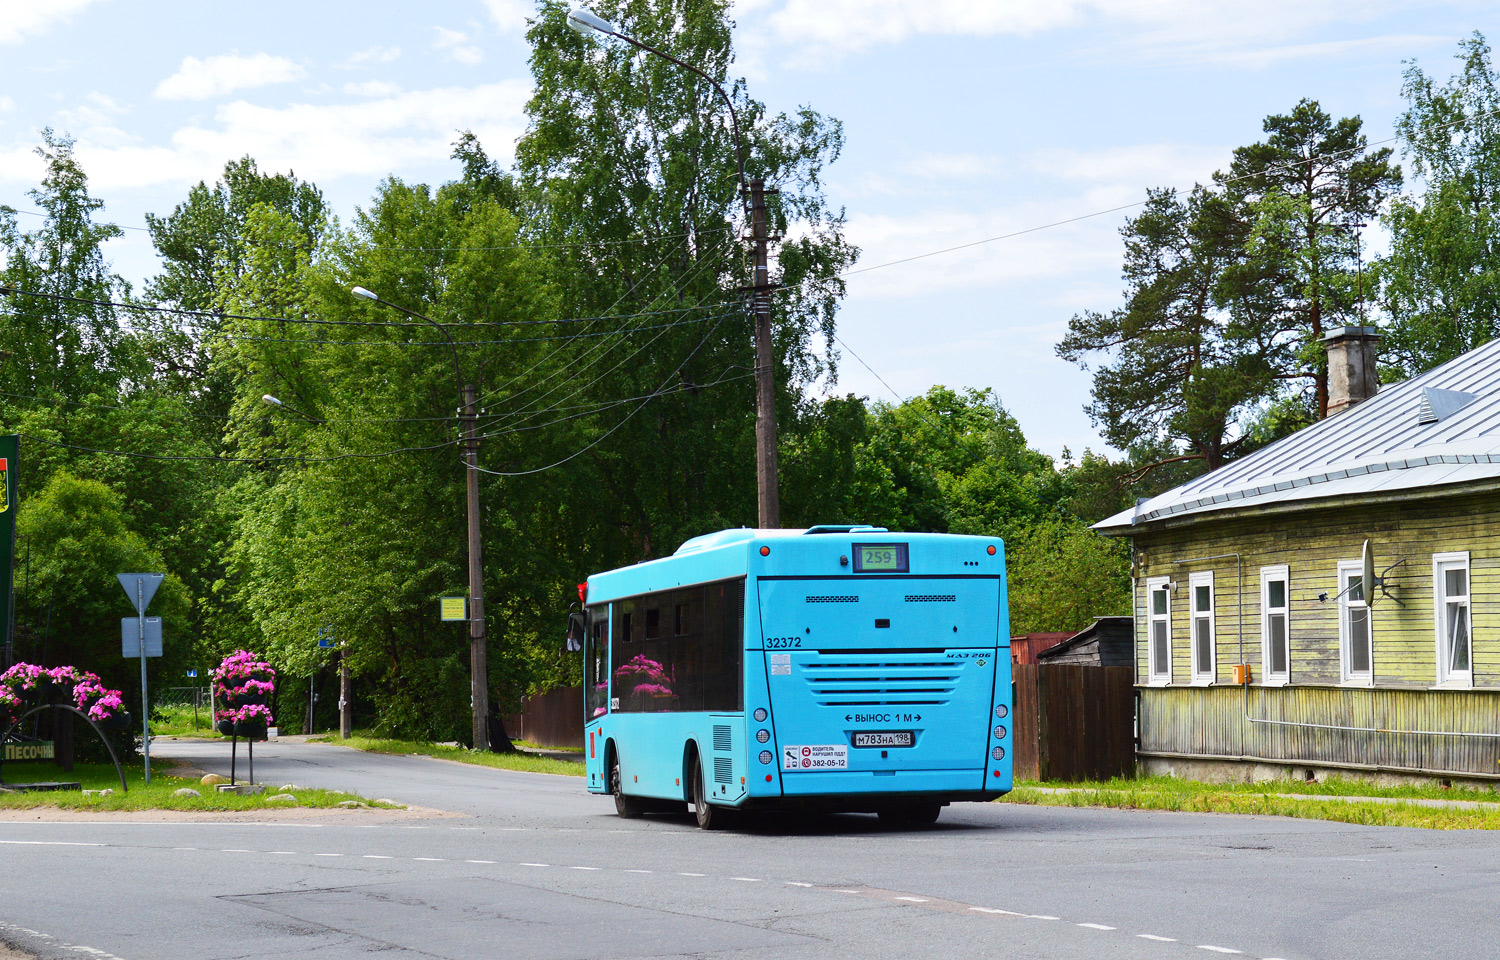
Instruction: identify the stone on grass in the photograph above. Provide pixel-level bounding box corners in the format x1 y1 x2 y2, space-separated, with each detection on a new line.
174 787 202 798
337 800 368 809
373 798 401 807
82 789 114 797
266 793 299 805
278 783 303 792
200 773 228 786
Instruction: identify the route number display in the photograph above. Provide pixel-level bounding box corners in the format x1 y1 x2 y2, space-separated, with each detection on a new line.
852 542 908 573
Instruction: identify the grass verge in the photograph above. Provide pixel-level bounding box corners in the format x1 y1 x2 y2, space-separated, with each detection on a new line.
316 735 585 777
149 702 222 738
1001 775 1500 830
0 759 399 812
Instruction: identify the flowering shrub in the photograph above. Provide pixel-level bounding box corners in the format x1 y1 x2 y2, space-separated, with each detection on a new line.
0 662 126 727
213 650 276 735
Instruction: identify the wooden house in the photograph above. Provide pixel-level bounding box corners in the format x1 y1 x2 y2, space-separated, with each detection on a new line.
1095 328 1500 785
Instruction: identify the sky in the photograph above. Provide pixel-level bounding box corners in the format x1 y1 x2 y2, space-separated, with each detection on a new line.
0 0 1492 460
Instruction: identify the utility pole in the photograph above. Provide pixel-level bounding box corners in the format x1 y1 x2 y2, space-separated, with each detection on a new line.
750 178 780 529
339 647 351 739
463 383 490 752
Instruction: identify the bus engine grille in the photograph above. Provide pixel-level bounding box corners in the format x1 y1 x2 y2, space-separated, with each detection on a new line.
800 653 962 707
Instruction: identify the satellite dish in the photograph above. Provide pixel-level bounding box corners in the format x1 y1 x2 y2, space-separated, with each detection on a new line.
1361 539 1375 602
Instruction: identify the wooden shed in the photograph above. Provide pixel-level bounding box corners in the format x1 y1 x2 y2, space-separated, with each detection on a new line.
1036 616 1134 667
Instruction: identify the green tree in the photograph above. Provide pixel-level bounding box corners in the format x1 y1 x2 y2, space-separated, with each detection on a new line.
15 472 191 708
1004 517 1131 634
1380 32 1500 376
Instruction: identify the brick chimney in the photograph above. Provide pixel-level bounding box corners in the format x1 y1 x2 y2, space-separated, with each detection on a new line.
1323 325 1381 417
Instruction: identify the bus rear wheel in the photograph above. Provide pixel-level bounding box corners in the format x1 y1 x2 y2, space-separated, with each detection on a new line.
611 754 644 819
692 758 725 830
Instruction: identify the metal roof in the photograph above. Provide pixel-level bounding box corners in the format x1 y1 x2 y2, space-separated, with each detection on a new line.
1095 336 1500 532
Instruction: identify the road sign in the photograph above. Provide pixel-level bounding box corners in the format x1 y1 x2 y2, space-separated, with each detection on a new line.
440 597 467 621
187 669 197 678
122 617 163 657
117 571 165 786
116 573 164 615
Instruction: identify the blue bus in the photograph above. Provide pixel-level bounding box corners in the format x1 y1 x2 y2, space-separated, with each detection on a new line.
574 525 1012 828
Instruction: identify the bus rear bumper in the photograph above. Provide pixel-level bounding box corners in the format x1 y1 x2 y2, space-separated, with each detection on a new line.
774 768 1004 797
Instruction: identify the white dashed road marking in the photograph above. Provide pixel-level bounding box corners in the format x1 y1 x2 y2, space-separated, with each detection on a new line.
1138 935 1177 942
1197 948 1242 955
1077 923 1116 930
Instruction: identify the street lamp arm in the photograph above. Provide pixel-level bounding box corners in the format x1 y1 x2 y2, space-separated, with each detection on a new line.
350 286 464 393
568 10 748 206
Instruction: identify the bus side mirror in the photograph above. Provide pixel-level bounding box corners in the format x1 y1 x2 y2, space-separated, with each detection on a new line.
565 611 586 653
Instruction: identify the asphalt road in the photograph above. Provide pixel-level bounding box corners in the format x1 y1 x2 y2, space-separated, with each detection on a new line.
3 738 1497 960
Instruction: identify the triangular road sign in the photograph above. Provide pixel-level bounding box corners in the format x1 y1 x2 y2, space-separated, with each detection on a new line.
117 573 165 615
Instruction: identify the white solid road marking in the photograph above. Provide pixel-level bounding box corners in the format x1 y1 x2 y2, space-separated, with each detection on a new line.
1077 923 1116 930
1138 935 1177 942
1197 947 1242 955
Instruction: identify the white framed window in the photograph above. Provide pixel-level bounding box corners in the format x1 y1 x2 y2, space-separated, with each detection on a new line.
1146 576 1171 684
1260 565 1290 685
1433 552 1472 687
1338 560 1373 685
1189 571 1215 684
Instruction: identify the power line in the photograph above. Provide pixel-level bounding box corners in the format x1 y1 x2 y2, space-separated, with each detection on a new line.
475 312 733 477
206 311 733 348
18 432 463 464
478 370 752 442
839 106 1500 281
4 205 703 252
0 284 739 329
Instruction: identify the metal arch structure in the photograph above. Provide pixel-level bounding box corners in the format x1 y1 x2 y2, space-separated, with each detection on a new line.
0 703 130 793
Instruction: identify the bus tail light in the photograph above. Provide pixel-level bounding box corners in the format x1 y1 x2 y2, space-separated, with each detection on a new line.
754 708 768 722
759 751 773 764
991 746 1005 762
994 704 1008 719
994 726 1007 739
756 729 770 743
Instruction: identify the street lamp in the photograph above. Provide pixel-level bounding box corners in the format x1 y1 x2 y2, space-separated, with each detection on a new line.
567 7 782 528
348 285 495 753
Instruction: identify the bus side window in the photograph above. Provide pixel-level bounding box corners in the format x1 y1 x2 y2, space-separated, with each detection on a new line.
586 606 608 719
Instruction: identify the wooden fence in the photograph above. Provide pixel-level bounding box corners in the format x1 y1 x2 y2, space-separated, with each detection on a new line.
1012 664 1135 782
502 685 584 749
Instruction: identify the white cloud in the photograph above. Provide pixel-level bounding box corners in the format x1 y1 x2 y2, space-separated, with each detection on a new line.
0 81 532 193
0 0 98 44
0 96 14 113
54 91 135 147
433 27 484 65
743 0 1434 67
344 45 402 67
482 0 534 33
343 80 402 98
155 53 307 102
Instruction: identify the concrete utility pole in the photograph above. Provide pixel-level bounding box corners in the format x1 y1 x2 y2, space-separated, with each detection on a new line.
750 178 779 529
463 383 490 752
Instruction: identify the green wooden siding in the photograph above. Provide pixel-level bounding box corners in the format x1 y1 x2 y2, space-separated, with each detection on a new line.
1130 491 1500 690
1140 685 1500 778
